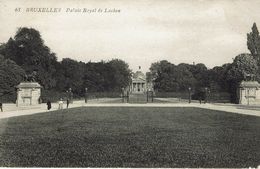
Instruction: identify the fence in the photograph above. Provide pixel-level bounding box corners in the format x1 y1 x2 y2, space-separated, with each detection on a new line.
1 89 231 104
87 92 121 99
155 92 189 99
154 91 231 103
41 90 122 103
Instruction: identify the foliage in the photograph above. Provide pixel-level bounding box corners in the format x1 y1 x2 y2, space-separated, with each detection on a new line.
247 23 260 81
0 24 260 103
0 28 58 89
83 59 131 93
107 59 132 91
226 53 258 82
247 23 260 63
208 63 231 92
0 55 25 102
55 58 85 94
149 61 208 92
0 27 132 100
226 53 258 102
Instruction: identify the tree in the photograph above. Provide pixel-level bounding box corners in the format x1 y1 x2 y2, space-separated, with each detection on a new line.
0 27 58 89
227 53 258 81
177 63 209 90
247 23 260 63
208 63 231 92
148 60 199 92
56 58 85 94
175 64 197 91
149 60 177 92
226 53 258 102
0 55 25 102
107 59 132 91
83 59 132 92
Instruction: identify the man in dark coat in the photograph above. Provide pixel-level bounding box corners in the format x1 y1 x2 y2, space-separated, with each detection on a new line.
47 100 51 110
0 103 2 112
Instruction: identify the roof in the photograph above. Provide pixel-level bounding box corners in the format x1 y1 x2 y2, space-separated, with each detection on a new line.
132 71 146 81
239 81 260 88
16 82 42 88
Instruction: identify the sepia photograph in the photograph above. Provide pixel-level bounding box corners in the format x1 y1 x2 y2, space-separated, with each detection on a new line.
0 0 260 168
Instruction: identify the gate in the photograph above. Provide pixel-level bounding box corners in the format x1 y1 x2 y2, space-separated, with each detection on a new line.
146 91 154 103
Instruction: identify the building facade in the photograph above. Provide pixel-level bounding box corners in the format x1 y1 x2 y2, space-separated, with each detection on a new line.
130 70 153 93
16 82 42 106
238 80 260 105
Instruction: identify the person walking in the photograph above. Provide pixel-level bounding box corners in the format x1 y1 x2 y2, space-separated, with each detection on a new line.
47 100 51 110
0 103 3 112
58 98 63 110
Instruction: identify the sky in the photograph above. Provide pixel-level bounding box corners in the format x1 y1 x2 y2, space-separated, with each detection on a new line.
0 0 260 72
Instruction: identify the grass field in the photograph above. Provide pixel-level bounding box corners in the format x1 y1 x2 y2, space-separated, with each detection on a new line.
0 107 259 167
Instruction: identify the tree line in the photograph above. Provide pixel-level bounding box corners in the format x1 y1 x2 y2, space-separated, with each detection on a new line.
0 27 131 102
147 23 260 103
0 23 259 103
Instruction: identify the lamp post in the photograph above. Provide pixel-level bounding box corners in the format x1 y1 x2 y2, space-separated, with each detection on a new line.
122 87 125 103
68 88 73 104
208 89 211 103
247 88 250 106
147 89 149 102
188 87 191 103
204 87 208 104
85 88 88 103
127 90 129 103
151 89 154 103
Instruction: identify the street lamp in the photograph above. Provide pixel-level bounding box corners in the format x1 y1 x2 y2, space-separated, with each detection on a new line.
147 88 150 102
204 87 208 104
121 87 125 103
68 88 73 104
188 87 191 103
208 89 211 103
85 88 88 103
151 89 154 103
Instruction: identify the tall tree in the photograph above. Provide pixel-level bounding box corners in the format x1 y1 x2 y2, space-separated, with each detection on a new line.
56 58 85 94
226 53 258 102
0 27 58 89
247 23 260 63
208 63 231 92
0 55 25 102
107 59 132 91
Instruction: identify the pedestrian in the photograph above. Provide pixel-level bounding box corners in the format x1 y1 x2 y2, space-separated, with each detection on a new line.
0 102 3 112
58 98 63 110
47 100 51 110
66 99 70 108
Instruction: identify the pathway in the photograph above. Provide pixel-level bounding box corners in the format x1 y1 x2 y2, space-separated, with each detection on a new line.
0 98 259 119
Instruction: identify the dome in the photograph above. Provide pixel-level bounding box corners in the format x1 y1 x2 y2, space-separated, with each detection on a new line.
133 71 146 80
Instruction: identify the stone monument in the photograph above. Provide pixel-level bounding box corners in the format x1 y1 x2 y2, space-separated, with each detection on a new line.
16 82 42 106
238 80 260 105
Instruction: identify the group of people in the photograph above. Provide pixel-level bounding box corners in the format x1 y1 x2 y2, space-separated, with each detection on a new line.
46 98 70 110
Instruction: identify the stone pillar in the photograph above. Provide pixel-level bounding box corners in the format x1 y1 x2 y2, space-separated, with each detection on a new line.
238 81 260 105
16 82 42 107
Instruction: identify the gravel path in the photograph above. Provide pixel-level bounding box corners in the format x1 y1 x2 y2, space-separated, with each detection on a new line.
0 98 259 119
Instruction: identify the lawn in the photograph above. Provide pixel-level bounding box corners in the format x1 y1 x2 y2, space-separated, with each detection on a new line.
0 107 259 167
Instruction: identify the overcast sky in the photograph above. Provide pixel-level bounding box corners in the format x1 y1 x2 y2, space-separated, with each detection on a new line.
0 0 260 72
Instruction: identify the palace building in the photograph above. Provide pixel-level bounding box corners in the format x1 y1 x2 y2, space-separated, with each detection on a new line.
129 68 153 93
